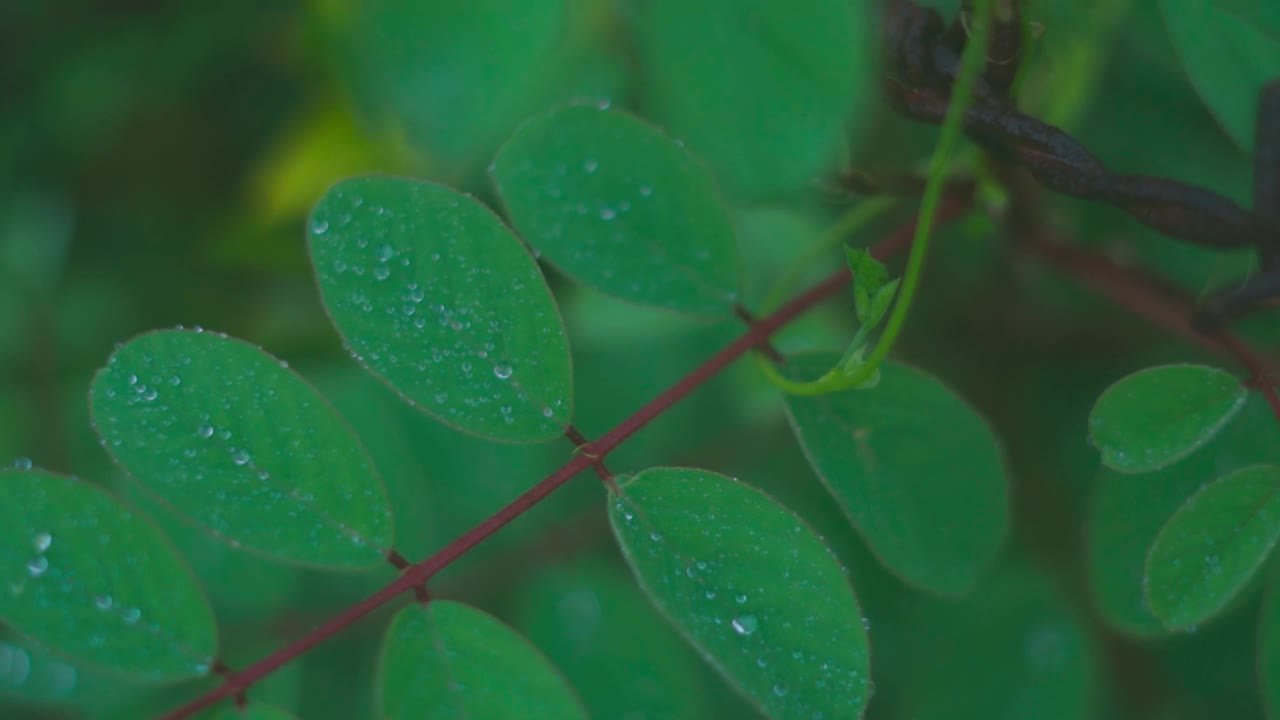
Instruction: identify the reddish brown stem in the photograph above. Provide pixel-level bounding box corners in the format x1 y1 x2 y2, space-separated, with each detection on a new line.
154 203 961 720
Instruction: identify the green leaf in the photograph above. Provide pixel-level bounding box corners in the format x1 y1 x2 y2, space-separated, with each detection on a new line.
0 470 216 680
845 248 896 328
1145 465 1280 629
1161 0 1280 151
90 329 394 569
210 703 297 720
491 104 741 316
309 176 573 443
1260 571 1280 720
636 0 872 197
515 562 714 720
1089 364 1247 474
377 600 587 719
783 354 1008 595
608 467 871 720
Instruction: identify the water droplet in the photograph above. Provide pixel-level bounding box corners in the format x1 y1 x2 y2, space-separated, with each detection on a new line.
639 185 653 197
408 285 425 302
757 656 768 668
542 407 554 418
122 607 141 625
584 159 598 173
231 450 251 466
772 683 788 697
705 590 717 599
197 422 214 439
731 615 758 636
735 593 748 604
373 265 390 280
494 364 513 380
649 531 663 541
311 218 329 234
12 457 32 471
94 595 113 610
599 207 617 221
375 244 394 262
26 557 48 578
32 533 51 553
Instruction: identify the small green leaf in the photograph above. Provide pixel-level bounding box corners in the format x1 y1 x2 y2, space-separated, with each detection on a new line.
1161 0 1280 151
0 470 216 680
636 0 873 197
608 467 871 720
210 703 297 720
309 176 573 442
491 104 741 316
377 601 587 720
845 248 891 326
784 354 1008 595
90 329 393 568
1145 465 1280 629
1260 571 1280 720
1089 364 1246 473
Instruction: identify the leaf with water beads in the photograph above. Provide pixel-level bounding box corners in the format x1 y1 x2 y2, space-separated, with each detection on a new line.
309 176 573 443
90 329 394 569
377 601 587 719
608 467 871 720
1145 465 1280 630
1089 364 1246 474
491 104 742 316
0 470 217 681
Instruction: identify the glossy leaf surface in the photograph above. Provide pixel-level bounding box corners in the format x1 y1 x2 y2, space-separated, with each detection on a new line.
609 467 871 720
1146 465 1280 629
377 601 587 719
1161 0 1280 151
636 0 871 197
310 176 573 442
1089 364 1246 474
492 104 741 316
91 329 393 568
0 470 216 680
784 355 1008 595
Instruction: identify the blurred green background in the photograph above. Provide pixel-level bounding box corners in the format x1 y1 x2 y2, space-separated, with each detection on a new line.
2 0 1278 718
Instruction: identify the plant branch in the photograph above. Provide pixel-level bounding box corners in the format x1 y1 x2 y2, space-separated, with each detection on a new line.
156 199 972 720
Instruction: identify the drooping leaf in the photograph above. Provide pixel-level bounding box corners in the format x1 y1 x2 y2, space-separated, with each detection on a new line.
515 562 714 720
377 601 587 720
1087 394 1280 635
309 176 573 443
608 467 871 720
1161 0 1280 151
491 104 741 316
90 329 394 568
1089 364 1246 474
1145 465 1280 629
783 354 1008 595
210 703 297 720
0 470 217 681
635 0 872 197
1260 570 1280 720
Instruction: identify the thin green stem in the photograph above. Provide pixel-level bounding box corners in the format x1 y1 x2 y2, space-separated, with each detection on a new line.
835 0 995 388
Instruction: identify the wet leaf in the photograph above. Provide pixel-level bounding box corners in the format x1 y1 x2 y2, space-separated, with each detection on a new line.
0 470 216 681
1146 465 1280 629
377 601 587 719
309 176 573 442
784 354 1008 595
492 104 741 316
1089 364 1246 474
90 329 393 568
609 467 871 720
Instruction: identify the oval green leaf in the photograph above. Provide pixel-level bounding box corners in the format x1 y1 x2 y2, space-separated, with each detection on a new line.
1161 0 1280 151
309 176 573 442
636 0 871 197
1090 364 1247 474
1145 465 1280 629
784 354 1009 595
377 600 587 720
0 470 216 681
90 329 394 568
608 467 871 720
491 104 741 316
